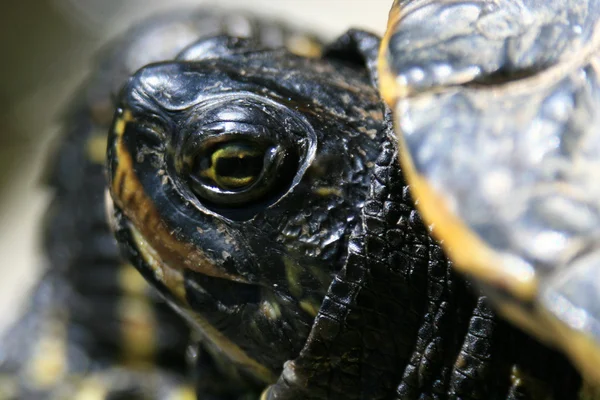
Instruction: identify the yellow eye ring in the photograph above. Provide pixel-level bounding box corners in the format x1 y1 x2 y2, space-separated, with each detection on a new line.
198 142 265 190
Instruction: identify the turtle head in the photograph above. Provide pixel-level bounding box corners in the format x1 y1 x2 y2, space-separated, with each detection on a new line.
379 0 600 384
107 35 386 384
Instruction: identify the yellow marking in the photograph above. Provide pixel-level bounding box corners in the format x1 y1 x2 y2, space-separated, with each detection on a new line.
453 354 466 370
541 307 600 386
118 295 156 368
204 172 255 188
183 309 278 384
26 316 68 389
369 109 384 121
200 145 261 189
377 0 402 105
395 132 538 301
510 365 522 386
299 300 320 318
508 365 552 399
29 337 66 387
167 385 197 400
260 387 271 400
86 131 108 164
284 257 303 298
113 109 132 135
313 186 343 197
213 144 261 159
129 225 186 302
111 109 276 384
73 377 107 400
261 300 281 320
119 259 156 367
286 34 322 58
111 109 246 283
118 263 149 295
129 225 277 384
358 126 378 139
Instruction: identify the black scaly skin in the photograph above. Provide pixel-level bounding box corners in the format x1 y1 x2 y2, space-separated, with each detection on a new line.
0 10 323 400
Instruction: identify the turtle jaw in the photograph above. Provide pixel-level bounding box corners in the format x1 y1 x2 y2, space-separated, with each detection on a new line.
105 129 277 385
114 223 279 387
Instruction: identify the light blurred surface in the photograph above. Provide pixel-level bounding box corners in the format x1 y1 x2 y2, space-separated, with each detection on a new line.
0 1 392 333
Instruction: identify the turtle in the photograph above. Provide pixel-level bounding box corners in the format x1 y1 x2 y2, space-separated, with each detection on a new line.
0 3 595 400
378 0 600 389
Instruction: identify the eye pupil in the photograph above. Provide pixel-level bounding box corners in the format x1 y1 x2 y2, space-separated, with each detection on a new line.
186 132 299 211
193 141 267 191
214 154 264 188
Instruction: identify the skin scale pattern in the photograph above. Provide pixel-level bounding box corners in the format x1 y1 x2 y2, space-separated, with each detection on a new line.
0 5 591 400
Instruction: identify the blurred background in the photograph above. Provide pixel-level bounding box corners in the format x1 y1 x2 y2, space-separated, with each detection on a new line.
0 0 392 333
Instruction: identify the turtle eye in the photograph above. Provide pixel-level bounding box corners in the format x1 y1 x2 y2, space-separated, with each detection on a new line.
194 141 267 190
187 138 294 207
172 96 315 215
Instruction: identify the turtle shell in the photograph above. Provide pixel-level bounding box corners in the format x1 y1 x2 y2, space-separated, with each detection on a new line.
379 0 600 386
